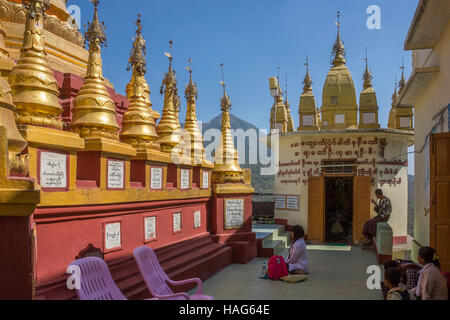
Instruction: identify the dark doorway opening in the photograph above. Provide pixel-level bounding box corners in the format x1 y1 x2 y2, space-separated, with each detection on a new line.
325 177 353 243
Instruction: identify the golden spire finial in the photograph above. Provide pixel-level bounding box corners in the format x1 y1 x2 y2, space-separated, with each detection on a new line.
363 48 373 89
8 0 64 130
185 58 197 99
302 55 313 93
284 72 289 107
183 58 203 163
391 77 398 107
220 62 231 111
157 40 182 153
212 62 244 184
127 13 146 75
332 10 346 67
120 14 160 152
70 0 120 140
398 58 406 96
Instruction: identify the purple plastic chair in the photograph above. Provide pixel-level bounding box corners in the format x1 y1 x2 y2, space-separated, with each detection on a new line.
133 246 214 300
68 257 156 300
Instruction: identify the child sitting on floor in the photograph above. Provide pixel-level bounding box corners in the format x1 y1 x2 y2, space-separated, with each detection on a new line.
285 225 309 275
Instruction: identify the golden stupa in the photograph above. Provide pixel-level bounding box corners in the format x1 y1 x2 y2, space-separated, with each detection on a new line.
120 15 160 152
269 75 288 133
284 80 295 132
358 52 380 129
157 41 182 154
70 0 120 140
212 65 244 184
298 57 320 130
321 11 358 129
8 0 64 130
183 59 205 164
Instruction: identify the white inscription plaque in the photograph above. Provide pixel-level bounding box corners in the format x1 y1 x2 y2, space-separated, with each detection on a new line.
362 112 375 125
275 196 286 209
202 171 209 189
150 167 163 189
224 199 244 230
105 222 121 250
335 114 345 124
286 196 300 210
173 212 182 232
400 117 411 128
180 169 190 189
302 115 314 127
107 160 124 189
40 152 67 188
144 216 157 240
194 211 201 229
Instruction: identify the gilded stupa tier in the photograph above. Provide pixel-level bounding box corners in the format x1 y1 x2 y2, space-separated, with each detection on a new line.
359 53 380 129
321 12 358 130
183 59 205 164
70 0 120 140
298 57 320 130
8 0 64 130
120 15 160 152
157 41 182 153
212 72 244 184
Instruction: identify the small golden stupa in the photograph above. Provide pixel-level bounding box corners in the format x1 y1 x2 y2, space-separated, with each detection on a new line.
157 41 182 154
358 51 380 129
183 59 205 164
70 0 120 140
8 0 64 130
212 64 244 184
120 14 161 152
284 77 295 132
298 56 320 130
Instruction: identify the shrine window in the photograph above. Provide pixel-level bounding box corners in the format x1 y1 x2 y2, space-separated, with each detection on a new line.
322 160 356 174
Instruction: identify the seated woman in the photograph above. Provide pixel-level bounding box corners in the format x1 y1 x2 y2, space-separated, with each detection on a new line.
411 247 448 300
285 225 309 275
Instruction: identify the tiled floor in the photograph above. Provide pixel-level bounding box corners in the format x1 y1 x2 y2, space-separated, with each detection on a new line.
200 247 383 300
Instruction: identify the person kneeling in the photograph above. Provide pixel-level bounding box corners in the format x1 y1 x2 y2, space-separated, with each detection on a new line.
285 225 309 275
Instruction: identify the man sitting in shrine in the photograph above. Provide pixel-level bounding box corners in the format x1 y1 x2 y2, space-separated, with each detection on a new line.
362 189 392 246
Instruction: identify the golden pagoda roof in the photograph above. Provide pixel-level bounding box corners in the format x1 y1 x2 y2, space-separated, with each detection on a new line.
322 12 357 109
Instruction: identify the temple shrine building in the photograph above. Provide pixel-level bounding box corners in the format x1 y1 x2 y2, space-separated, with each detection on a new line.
270 15 414 245
0 0 256 300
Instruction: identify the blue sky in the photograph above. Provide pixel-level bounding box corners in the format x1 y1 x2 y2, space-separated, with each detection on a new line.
70 0 417 174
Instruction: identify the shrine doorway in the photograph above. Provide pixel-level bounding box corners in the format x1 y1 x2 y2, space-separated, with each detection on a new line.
324 177 354 243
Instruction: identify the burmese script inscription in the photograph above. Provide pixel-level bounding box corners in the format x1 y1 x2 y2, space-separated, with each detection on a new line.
224 199 244 230
40 152 67 189
108 160 124 189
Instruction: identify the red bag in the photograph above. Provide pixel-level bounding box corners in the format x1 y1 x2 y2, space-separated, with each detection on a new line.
267 255 288 280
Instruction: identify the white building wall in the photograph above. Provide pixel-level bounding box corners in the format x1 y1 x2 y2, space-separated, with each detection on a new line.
274 131 411 241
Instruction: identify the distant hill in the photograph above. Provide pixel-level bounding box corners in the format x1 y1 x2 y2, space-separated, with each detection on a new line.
200 113 274 202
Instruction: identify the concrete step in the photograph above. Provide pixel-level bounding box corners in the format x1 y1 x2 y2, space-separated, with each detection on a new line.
254 224 291 258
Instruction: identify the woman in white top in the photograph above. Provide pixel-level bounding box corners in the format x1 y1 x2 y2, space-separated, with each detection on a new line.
285 225 309 275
